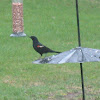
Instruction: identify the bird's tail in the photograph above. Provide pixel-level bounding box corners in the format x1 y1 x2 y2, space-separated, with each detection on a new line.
54 51 61 53
51 51 61 53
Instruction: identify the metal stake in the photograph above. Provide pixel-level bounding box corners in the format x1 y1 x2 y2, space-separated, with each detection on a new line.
80 63 85 100
76 0 85 100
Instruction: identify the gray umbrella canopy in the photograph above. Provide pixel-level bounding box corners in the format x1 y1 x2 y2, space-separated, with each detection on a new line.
32 47 100 64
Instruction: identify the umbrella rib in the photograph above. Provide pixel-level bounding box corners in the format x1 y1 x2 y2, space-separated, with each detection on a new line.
58 50 76 64
80 48 86 63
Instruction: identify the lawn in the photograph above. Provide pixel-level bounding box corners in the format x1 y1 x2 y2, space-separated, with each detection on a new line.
0 0 100 100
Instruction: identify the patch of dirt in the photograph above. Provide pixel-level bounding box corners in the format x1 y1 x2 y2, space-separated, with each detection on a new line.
48 90 82 100
3 75 16 86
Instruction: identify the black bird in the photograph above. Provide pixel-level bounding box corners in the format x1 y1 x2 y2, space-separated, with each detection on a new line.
30 36 61 58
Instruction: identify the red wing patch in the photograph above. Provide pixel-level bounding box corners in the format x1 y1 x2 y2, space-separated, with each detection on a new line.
37 45 40 47
37 45 44 48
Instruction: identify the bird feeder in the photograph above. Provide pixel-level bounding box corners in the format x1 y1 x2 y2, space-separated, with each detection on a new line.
10 0 26 37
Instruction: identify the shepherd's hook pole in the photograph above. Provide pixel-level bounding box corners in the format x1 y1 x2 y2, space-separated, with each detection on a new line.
76 0 85 100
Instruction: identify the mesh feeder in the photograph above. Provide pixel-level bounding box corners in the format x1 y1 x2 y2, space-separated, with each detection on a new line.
10 0 26 37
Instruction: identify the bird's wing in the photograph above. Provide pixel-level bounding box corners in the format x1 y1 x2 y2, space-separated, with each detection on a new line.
37 42 54 52
37 43 45 48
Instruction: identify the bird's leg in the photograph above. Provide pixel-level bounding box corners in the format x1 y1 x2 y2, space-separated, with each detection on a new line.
37 55 42 60
44 53 51 61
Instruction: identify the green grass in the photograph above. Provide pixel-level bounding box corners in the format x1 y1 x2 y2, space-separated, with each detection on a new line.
0 0 100 100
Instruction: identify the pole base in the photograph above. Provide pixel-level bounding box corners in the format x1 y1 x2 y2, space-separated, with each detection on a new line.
10 32 26 37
